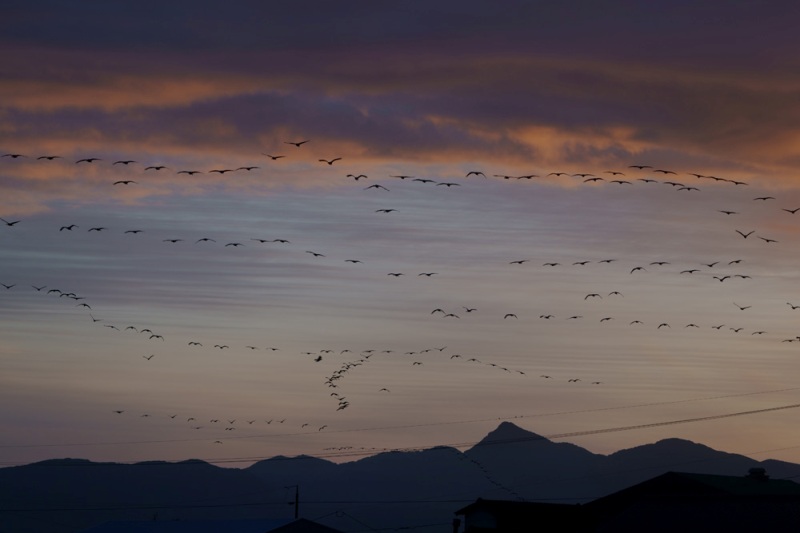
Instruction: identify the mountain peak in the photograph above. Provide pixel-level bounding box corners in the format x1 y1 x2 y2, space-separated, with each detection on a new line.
472 421 548 448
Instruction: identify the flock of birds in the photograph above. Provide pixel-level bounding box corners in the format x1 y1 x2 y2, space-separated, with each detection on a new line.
3 142 800 448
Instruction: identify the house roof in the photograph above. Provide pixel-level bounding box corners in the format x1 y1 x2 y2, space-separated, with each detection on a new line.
587 470 800 508
669 471 800 497
455 498 578 516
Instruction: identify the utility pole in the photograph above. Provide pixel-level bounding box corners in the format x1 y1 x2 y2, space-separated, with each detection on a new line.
286 485 299 518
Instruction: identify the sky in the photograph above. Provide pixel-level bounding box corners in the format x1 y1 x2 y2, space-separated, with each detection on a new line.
2 1 800 475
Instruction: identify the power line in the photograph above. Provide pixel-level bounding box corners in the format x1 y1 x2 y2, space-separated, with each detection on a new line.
3 384 798 454
4 400 800 468
0 500 474 513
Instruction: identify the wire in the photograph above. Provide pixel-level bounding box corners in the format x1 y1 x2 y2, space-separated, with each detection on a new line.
3 384 798 453
4 401 800 468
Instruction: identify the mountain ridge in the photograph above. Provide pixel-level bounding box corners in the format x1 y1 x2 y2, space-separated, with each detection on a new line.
3 422 798 533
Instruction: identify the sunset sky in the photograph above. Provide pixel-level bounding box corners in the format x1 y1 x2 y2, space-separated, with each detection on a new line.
3 1 800 476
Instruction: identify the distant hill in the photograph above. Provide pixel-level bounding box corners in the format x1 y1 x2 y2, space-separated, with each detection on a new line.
3 423 799 533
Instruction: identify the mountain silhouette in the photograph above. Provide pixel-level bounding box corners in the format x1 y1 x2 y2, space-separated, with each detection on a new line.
3 423 799 533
